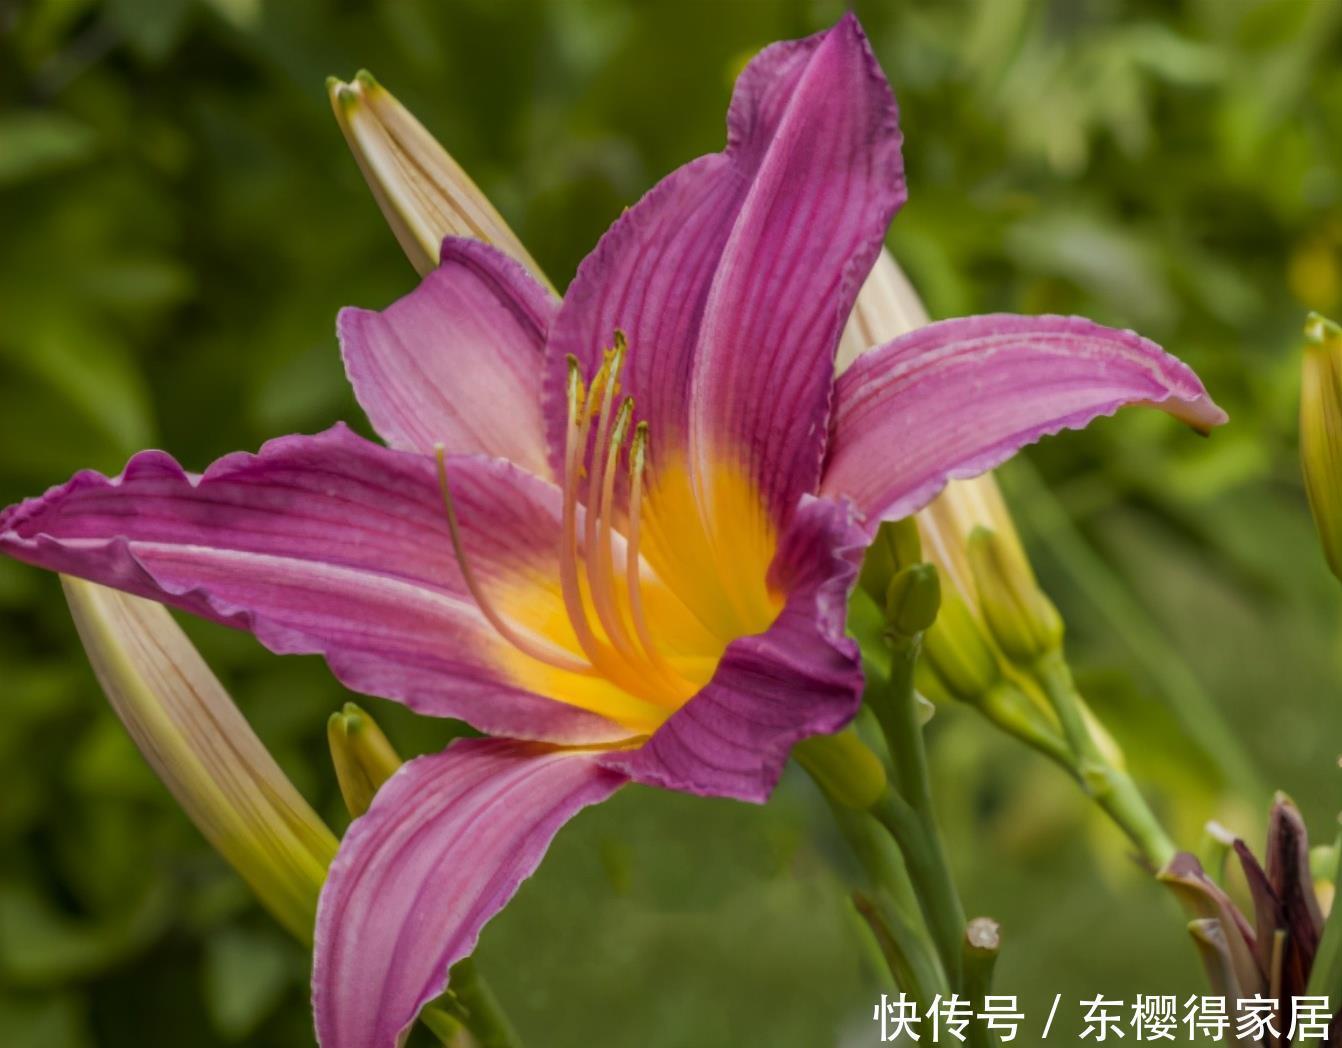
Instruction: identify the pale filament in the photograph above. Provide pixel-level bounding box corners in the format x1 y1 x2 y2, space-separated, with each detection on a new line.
624 421 686 687
583 338 640 661
433 446 593 675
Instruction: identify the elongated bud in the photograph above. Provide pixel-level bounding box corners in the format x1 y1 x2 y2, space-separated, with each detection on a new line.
920 585 1002 704
968 526 1063 664
327 70 543 281
328 702 404 818
1300 312 1342 580
858 518 922 605
883 563 940 642
794 729 888 810
62 578 337 944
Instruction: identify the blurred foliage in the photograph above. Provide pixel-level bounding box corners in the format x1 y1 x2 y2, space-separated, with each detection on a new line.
1 0 1341 1044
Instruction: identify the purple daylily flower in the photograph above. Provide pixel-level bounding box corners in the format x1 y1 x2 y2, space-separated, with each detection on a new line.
1 16 1225 1047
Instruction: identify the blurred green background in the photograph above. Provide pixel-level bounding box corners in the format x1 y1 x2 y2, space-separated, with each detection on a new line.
2 0 1342 1044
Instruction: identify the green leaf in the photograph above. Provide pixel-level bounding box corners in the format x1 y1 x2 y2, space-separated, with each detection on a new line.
0 113 97 187
202 928 298 1041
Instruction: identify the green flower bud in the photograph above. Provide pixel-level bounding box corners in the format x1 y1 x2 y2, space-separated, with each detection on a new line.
883 563 941 642
921 586 1003 704
967 526 1063 664
1300 312 1342 581
858 518 923 605
794 729 888 810
327 702 404 818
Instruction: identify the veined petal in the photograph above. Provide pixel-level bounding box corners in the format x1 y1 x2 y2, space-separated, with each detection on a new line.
687 13 904 525
821 314 1228 526
328 71 543 280
312 738 624 1048
544 14 903 516
0 425 630 744
598 494 867 802
340 238 556 477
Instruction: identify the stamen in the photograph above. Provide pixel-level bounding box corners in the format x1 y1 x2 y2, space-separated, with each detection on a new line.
433 446 592 674
589 396 641 661
559 359 637 685
583 338 631 653
623 421 685 686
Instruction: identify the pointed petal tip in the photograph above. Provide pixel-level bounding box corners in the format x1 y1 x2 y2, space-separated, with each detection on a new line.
1168 394 1229 436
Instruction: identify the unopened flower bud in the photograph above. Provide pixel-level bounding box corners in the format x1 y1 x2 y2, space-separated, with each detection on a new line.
920 585 1002 705
327 702 404 818
858 518 922 605
794 729 888 810
968 526 1063 664
62 578 337 944
328 70 542 281
1300 312 1342 580
883 562 940 642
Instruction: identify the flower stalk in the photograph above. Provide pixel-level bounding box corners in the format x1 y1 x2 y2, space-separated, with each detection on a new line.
856 545 970 991
962 918 1003 1048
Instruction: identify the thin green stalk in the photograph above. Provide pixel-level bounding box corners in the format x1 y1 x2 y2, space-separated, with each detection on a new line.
852 888 945 1010
962 918 1003 1048
449 957 523 1048
1306 832 1342 1000
870 785 967 991
1000 459 1265 800
419 1005 471 1046
868 636 968 989
1034 651 1177 868
822 797 945 1006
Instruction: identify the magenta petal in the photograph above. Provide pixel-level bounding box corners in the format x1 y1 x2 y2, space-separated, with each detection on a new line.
688 14 904 522
340 238 557 477
598 495 867 803
543 14 903 517
821 314 1228 526
313 738 625 1048
0 425 626 745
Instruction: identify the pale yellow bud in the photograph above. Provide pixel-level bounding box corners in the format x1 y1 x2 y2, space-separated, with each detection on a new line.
62 578 337 944
328 70 543 282
967 527 1064 664
1300 312 1342 581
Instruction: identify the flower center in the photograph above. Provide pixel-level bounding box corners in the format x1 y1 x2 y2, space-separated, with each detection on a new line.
435 335 722 732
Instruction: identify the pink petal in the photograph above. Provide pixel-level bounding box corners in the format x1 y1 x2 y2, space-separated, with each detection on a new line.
0 425 626 745
340 238 557 478
313 738 624 1048
821 314 1228 526
543 13 903 524
598 494 867 802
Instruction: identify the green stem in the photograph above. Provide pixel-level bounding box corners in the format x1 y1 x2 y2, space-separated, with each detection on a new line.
962 919 1003 1048
448 957 523 1048
1000 459 1265 801
822 798 945 1006
1306 833 1342 999
852 888 945 1010
1034 652 1177 869
870 786 967 991
867 636 968 989
420 1005 471 1046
